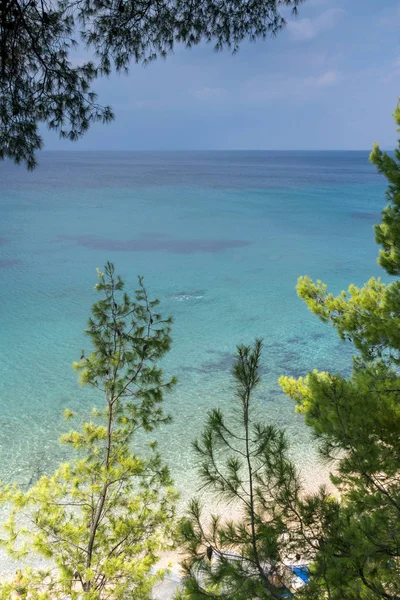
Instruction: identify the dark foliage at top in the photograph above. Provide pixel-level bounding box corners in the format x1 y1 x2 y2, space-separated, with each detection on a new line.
0 0 303 168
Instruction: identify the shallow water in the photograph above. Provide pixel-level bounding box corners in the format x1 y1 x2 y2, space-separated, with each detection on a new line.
0 151 386 500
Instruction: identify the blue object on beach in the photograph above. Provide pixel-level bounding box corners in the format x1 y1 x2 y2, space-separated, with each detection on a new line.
291 566 310 583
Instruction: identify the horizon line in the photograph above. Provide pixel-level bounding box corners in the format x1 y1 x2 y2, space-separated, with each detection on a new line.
41 148 384 153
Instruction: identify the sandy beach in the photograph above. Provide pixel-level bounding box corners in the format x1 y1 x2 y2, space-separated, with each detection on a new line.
0 459 333 593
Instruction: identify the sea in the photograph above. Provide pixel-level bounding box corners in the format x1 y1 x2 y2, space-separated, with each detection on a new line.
0 150 387 501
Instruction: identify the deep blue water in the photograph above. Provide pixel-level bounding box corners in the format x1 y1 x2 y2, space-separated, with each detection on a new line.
0 151 387 496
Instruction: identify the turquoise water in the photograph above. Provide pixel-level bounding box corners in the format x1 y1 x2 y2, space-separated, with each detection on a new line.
0 151 386 497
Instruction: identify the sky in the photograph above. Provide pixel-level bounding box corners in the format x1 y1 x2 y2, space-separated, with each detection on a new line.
43 0 400 151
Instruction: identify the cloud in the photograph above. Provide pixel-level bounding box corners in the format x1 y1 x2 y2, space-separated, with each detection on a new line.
245 70 340 103
287 8 345 41
383 57 400 83
116 100 166 111
304 0 330 6
378 2 400 29
381 68 400 84
190 87 228 101
367 58 400 84
315 71 339 86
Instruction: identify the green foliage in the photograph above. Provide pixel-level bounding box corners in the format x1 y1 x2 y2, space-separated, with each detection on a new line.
0 0 303 169
280 106 400 599
371 104 400 277
179 340 326 599
0 262 177 599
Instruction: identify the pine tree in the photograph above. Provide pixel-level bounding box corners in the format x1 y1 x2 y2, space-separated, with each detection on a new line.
280 106 400 599
0 262 177 599
179 340 322 600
